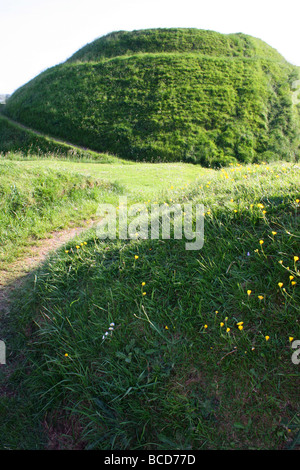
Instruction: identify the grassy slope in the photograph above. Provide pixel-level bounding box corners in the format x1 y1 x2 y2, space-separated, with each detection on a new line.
0 158 206 267
0 156 205 449
0 28 299 450
3 160 299 450
20 159 208 200
4 29 300 165
0 160 123 266
67 28 286 62
0 115 121 163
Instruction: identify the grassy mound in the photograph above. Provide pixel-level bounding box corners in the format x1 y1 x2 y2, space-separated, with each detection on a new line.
6 161 300 449
0 160 123 265
3 29 300 165
66 28 287 62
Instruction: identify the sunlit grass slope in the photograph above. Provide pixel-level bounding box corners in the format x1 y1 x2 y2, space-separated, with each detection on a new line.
4 29 300 165
20 159 207 199
0 158 207 266
0 160 123 266
67 28 288 62
7 161 300 450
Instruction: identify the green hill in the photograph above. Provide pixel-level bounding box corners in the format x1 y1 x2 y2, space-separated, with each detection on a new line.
3 28 300 165
66 28 287 62
0 115 121 162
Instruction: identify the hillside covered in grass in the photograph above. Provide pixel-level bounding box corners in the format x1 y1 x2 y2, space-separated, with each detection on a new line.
3 161 299 450
0 115 120 163
3 28 300 165
0 160 123 266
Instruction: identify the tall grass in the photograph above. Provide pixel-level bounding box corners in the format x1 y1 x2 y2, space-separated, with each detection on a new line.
5 160 299 450
0 160 123 266
0 115 120 163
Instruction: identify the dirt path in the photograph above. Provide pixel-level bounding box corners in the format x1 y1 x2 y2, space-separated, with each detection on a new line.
1 114 107 157
0 222 98 449
0 223 93 318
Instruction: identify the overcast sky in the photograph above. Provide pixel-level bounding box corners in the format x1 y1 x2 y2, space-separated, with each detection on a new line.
1 0 300 94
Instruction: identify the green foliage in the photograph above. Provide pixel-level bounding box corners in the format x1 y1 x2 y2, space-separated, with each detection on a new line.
0 161 123 265
3 29 300 165
66 28 287 63
0 115 119 163
5 161 300 450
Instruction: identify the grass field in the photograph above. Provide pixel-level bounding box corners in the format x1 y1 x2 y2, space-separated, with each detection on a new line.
0 27 299 450
0 158 206 267
0 160 124 267
21 159 208 197
1 156 299 450
0 114 121 163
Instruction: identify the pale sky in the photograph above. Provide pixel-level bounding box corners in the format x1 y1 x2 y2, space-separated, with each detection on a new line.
1 0 300 95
